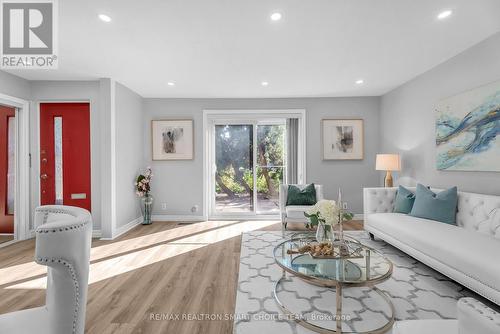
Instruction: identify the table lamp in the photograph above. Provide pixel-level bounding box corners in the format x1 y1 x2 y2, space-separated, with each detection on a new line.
376 154 401 187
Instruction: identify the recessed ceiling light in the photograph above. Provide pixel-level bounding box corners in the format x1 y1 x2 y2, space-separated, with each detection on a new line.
437 10 452 20
355 79 364 85
98 14 112 22
261 81 269 86
270 12 282 21
167 82 175 86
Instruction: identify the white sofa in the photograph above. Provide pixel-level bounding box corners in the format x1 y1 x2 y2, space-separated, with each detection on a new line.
279 184 324 230
393 297 500 334
364 187 500 305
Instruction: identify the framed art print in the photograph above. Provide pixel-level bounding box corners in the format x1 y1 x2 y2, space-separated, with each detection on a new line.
151 119 194 160
322 119 364 160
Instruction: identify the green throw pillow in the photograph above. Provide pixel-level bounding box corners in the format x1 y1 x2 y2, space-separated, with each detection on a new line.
286 184 317 206
393 185 415 214
409 184 458 225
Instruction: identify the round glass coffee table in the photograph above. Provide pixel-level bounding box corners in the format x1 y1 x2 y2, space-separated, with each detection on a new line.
273 235 394 334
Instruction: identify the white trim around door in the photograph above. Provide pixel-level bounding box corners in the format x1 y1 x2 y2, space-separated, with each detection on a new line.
203 109 306 220
0 93 30 245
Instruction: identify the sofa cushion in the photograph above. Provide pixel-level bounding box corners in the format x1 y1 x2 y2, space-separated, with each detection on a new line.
286 205 313 219
286 183 317 206
394 185 415 214
410 184 458 225
367 213 500 296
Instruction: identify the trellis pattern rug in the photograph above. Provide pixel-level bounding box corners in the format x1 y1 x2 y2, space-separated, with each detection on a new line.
234 231 479 334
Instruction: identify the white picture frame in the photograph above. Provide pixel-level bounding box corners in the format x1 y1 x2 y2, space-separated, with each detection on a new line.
151 119 194 160
322 119 364 160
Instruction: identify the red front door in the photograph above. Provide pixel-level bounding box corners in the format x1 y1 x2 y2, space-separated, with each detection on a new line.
0 105 15 233
40 103 91 211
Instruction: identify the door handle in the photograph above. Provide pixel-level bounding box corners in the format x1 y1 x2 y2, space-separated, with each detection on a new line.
40 173 48 180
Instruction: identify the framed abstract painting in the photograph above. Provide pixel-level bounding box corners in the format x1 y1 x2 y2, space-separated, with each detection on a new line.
322 119 364 160
151 119 194 160
436 80 500 171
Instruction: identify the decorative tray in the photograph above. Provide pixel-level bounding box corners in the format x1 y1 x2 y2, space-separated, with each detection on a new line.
287 239 364 259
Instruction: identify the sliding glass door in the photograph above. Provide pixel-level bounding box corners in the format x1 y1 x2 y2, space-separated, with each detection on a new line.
256 124 285 214
215 124 254 213
213 121 285 216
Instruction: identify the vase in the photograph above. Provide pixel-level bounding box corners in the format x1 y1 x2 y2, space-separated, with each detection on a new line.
315 222 333 243
140 194 154 225
333 222 349 256
333 222 344 242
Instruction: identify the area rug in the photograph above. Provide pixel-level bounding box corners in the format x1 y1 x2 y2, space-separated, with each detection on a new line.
234 231 479 334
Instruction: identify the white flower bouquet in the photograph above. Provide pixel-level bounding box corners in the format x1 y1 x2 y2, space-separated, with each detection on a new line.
304 200 341 228
304 199 354 243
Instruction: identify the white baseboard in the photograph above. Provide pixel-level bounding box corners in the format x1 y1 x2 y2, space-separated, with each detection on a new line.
0 239 18 248
151 214 205 222
353 214 364 220
92 230 102 238
100 216 143 240
208 215 280 221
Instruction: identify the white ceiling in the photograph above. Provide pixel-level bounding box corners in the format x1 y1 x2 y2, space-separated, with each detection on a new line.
7 0 500 98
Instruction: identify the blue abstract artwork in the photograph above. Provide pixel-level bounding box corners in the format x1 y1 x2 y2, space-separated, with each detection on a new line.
436 80 500 171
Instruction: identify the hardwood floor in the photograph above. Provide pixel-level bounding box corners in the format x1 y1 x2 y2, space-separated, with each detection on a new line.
0 220 363 333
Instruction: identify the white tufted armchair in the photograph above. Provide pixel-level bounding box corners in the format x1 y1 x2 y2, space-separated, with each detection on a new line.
279 184 324 231
0 205 92 334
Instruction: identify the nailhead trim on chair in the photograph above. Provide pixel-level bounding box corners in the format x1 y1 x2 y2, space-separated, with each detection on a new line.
34 207 90 334
35 211 91 234
37 208 80 217
36 256 80 334
35 221 89 234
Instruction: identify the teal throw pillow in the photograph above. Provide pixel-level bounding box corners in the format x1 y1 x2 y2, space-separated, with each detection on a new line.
393 185 415 214
409 184 458 225
286 184 317 206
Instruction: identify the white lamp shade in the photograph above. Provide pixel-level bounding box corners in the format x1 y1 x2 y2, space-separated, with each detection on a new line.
376 154 401 171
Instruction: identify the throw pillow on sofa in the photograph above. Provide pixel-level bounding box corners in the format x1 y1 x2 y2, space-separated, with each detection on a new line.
286 184 317 206
409 184 458 225
393 185 415 214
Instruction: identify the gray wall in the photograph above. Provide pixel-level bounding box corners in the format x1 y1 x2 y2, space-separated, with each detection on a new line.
144 97 381 216
0 70 31 100
115 82 144 228
380 32 500 195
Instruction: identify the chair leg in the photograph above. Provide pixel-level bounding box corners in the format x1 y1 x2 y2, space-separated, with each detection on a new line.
281 221 287 238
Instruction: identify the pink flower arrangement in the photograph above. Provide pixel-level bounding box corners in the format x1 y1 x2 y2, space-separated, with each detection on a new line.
135 167 152 197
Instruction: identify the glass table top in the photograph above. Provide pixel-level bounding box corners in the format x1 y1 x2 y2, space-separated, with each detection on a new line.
274 235 393 286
